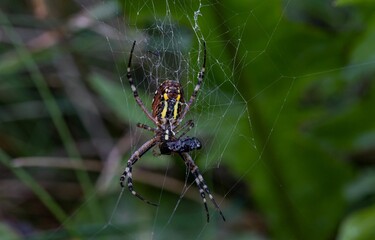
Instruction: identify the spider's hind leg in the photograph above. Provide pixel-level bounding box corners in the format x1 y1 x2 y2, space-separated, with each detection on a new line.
179 152 226 222
120 162 158 206
120 138 158 206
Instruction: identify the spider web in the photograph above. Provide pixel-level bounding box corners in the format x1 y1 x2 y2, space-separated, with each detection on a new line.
39 0 374 239
69 0 285 237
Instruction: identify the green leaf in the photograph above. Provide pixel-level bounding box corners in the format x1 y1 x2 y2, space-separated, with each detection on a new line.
346 15 375 79
88 72 153 125
338 204 375 240
335 0 375 6
0 223 20 240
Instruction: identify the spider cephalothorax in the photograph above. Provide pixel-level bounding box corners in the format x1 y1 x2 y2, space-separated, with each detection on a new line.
120 41 225 222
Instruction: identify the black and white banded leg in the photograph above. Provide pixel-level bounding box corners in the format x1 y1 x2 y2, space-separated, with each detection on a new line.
137 123 157 133
180 152 226 222
127 41 158 125
120 138 158 206
179 41 206 123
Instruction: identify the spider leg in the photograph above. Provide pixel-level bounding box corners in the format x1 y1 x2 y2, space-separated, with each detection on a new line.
179 152 226 222
127 41 158 125
179 41 206 123
120 137 158 206
137 123 157 133
191 165 210 222
174 119 194 138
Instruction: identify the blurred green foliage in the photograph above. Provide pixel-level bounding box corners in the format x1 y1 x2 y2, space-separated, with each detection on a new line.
1 0 375 239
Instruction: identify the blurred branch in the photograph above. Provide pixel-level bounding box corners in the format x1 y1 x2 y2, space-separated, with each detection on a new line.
133 167 229 209
0 1 121 50
0 149 74 233
95 131 133 193
12 155 229 208
54 51 114 162
13 157 101 171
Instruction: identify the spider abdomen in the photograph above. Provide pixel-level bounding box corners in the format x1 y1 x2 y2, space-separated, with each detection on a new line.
152 80 185 123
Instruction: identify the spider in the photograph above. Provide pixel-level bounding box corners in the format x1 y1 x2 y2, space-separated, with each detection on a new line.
120 40 225 222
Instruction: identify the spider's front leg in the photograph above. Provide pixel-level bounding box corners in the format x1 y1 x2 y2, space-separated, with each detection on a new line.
178 41 206 124
120 138 158 206
127 41 158 125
